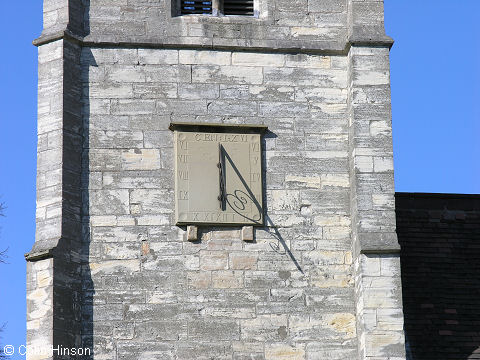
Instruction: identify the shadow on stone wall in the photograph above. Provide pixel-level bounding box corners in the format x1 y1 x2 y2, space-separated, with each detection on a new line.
80 48 94 360
80 2 94 358
396 193 480 360
262 131 303 274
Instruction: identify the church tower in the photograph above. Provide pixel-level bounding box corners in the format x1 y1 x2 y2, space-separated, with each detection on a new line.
27 0 406 358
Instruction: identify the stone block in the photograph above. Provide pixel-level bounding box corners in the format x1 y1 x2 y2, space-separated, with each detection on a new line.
176 342 229 360
121 149 160 170
135 321 187 341
295 87 347 103
289 312 355 341
105 65 146 83
188 319 240 341
192 65 263 85
207 100 258 116
259 101 309 117
233 352 264 360
244 271 286 288
310 265 353 288
90 189 130 215
138 49 179 65
89 84 134 99
178 83 220 100
308 0 346 13
200 251 228 271
125 304 182 322
187 271 211 289
232 52 284 67
144 65 191 83
264 67 346 87
303 251 349 266
212 271 243 289
91 226 148 243
186 225 198 241
143 130 173 148
305 344 357 360
220 84 294 102
323 226 350 240
130 189 173 214
265 343 305 360
269 190 300 211
241 315 288 342
200 304 256 319
373 156 394 172
241 226 254 242
146 290 180 304
93 242 140 260
180 50 231 65
156 99 208 115
110 99 155 115
93 304 124 321
370 120 391 137
286 54 331 68
133 83 177 99
365 332 405 357
351 1 384 26
353 70 390 86
116 341 175 360
363 287 401 308
380 255 401 277
230 252 257 270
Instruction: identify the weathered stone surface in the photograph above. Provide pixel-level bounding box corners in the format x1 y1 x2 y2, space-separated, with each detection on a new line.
229 252 257 270
212 270 244 289
265 343 305 360
29 1 405 359
200 251 228 271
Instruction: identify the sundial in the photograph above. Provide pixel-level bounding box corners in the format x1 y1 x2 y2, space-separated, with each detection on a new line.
170 122 267 226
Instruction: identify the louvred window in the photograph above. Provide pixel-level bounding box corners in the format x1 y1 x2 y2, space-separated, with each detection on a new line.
178 0 254 16
180 0 213 15
223 0 254 15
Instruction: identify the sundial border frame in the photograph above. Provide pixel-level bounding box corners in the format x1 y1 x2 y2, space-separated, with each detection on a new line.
170 122 268 227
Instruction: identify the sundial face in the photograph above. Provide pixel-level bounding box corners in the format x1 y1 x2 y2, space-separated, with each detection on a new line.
174 130 263 225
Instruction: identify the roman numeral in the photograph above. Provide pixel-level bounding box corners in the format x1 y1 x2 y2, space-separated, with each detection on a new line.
178 154 189 163
179 140 188 150
250 173 260 182
178 170 189 180
250 143 260 152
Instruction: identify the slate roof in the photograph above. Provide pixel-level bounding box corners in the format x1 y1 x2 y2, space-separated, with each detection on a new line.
396 192 480 360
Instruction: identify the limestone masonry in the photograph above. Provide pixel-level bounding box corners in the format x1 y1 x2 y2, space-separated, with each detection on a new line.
27 0 406 359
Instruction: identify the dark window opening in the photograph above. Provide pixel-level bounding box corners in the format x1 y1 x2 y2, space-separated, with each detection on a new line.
180 0 213 15
223 0 254 15
178 0 254 16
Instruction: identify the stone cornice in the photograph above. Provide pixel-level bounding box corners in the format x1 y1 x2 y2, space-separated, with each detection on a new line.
33 30 393 54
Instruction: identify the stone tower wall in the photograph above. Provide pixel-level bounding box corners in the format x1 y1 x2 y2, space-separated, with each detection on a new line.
81 47 355 360
27 1 406 359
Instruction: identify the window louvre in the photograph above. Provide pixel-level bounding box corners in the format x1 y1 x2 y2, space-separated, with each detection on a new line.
223 0 254 15
180 0 213 15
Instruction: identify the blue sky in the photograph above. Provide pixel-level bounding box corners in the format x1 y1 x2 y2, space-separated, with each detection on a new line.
0 1 479 357
386 1 480 194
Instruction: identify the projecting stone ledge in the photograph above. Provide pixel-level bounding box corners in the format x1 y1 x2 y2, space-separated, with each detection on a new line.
24 239 60 261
